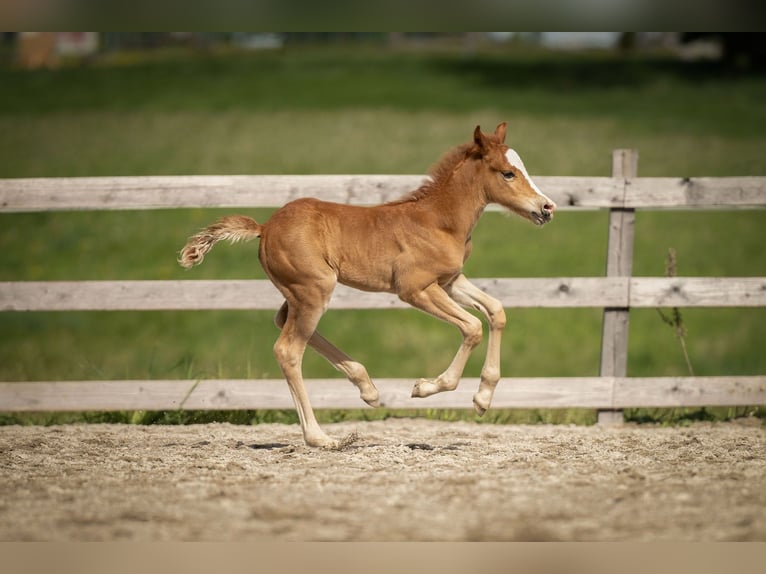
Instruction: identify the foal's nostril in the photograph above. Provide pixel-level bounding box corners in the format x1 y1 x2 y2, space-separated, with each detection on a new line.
543 203 556 215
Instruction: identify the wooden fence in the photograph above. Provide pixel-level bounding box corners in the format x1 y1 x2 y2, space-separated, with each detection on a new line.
1 149 765 421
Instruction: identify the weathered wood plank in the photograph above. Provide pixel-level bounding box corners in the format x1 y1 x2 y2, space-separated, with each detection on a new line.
471 277 629 308
0 280 285 311
0 278 629 311
0 175 424 211
3 277 763 311
2 376 764 412
630 277 766 307
0 380 195 411
625 177 766 208
0 175 623 212
599 149 637 425
532 176 624 208
3 175 764 212
613 376 766 407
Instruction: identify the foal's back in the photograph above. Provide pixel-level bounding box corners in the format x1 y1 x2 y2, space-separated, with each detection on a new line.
258 196 462 295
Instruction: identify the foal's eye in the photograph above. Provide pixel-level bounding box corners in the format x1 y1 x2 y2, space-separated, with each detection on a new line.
501 171 515 181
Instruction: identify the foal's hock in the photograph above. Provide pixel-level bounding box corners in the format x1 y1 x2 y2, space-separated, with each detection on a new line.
179 123 556 448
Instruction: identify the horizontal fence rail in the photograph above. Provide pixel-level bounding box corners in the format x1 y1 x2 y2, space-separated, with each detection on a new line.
1 165 765 416
2 175 766 212
2 277 766 311
2 377 765 412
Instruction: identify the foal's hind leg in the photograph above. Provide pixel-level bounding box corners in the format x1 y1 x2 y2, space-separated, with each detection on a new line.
272 294 337 448
446 274 507 415
274 302 380 407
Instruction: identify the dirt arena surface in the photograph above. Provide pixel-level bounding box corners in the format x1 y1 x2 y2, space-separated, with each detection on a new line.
1 418 764 541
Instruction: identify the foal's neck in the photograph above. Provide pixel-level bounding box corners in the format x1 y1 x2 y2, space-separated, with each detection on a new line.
432 157 488 238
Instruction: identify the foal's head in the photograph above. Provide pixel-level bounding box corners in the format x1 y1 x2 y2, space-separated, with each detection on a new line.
472 122 556 225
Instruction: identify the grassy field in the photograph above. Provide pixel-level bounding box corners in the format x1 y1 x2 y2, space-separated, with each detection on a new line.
1 43 765 424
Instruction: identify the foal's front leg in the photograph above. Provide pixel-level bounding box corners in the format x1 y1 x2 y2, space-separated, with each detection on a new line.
399 282 484 399
446 274 507 415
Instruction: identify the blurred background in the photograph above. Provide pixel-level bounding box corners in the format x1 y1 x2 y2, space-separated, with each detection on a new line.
1 32 764 424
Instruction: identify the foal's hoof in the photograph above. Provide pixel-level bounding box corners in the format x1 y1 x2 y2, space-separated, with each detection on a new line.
305 434 339 449
472 392 491 416
308 433 359 451
411 377 456 398
411 378 439 398
361 390 381 408
304 431 360 450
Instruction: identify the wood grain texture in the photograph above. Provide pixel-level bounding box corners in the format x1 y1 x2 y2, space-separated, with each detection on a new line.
2 376 764 411
598 149 638 423
3 277 764 311
0 175 425 211
3 175 763 212
0 278 629 311
630 277 766 307
624 177 766 208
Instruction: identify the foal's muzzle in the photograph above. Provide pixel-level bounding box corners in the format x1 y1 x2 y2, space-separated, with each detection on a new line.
532 201 556 225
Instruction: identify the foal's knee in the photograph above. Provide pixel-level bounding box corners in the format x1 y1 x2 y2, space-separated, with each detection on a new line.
490 306 507 331
480 296 506 331
464 316 483 348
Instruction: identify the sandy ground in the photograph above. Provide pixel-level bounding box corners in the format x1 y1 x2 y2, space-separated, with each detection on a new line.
0 418 764 541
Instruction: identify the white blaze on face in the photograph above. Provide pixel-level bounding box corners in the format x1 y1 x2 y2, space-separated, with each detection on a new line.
504 148 551 202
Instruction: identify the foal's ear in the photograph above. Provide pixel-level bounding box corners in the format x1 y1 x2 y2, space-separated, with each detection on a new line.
473 123 506 150
473 125 484 145
494 122 507 143
473 125 490 150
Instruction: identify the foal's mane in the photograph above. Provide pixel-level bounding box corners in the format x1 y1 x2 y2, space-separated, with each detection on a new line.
385 142 476 205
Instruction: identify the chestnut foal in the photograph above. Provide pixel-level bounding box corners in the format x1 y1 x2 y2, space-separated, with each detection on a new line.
179 123 556 447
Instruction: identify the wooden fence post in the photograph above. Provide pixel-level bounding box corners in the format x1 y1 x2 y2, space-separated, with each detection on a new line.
598 149 638 424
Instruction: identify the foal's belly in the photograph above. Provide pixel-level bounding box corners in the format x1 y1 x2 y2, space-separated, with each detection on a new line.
334 258 397 293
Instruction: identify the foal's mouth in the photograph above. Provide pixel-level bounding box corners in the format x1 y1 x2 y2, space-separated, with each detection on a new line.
530 200 556 225
530 210 553 226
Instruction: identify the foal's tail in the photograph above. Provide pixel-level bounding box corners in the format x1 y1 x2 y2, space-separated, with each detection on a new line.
178 215 263 268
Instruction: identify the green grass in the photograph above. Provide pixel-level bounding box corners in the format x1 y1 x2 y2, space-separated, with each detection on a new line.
1 43 765 425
